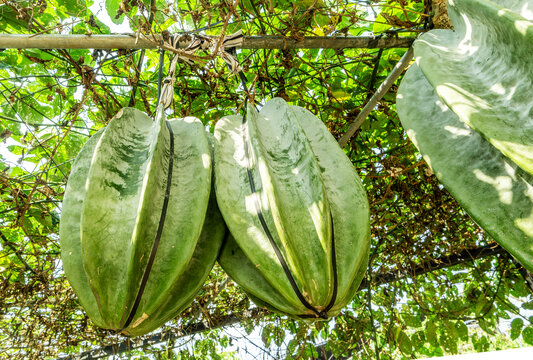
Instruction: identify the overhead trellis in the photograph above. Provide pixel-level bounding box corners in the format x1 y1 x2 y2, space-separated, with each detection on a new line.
1 0 532 359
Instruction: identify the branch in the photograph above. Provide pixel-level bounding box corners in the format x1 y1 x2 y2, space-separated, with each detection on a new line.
359 243 506 288
0 34 414 50
58 243 505 360
338 46 414 148
0 230 37 275
58 308 268 360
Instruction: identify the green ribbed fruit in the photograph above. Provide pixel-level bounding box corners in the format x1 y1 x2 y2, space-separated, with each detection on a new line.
397 0 533 271
214 98 370 319
60 107 225 336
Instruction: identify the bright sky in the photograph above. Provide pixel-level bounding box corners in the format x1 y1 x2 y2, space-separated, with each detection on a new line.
90 0 132 33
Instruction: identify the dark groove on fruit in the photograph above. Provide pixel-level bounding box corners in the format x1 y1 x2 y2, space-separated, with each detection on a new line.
118 119 175 332
324 213 338 314
241 102 326 319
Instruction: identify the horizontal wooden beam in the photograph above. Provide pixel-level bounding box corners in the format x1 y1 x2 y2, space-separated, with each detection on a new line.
0 33 414 50
242 35 414 49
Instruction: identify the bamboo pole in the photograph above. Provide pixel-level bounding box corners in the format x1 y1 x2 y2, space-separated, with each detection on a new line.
337 46 414 148
0 33 414 50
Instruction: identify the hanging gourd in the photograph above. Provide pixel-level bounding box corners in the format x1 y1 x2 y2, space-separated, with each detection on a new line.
214 98 370 319
60 106 225 336
396 0 533 271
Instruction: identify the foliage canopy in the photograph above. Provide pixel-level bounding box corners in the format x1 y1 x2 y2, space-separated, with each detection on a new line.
0 0 532 358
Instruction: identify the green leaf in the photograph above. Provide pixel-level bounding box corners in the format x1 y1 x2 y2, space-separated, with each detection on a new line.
303 342 319 358
7 144 24 156
105 0 124 24
473 335 490 352
411 331 425 351
0 256 11 272
475 295 489 316
261 324 272 348
522 300 533 310
523 325 533 345
478 318 496 335
273 326 285 347
511 318 524 340
241 0 255 12
313 14 331 28
397 331 413 355
441 333 458 354
27 208 54 230
243 321 254 335
0 4 28 30
454 320 468 341
425 320 439 347
57 0 86 15
331 90 351 101
403 314 422 328
372 13 392 34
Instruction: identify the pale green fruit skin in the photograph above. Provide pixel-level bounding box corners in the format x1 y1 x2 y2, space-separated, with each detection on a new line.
397 64 533 272
413 0 533 175
60 107 224 336
396 0 533 272
215 98 370 319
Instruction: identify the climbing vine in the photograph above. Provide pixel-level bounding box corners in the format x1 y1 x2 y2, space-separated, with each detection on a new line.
0 0 532 358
